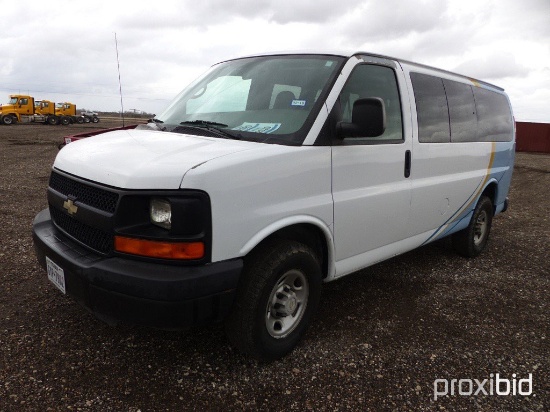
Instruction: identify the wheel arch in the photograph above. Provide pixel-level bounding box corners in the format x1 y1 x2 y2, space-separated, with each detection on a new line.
239 217 334 280
1 112 19 123
480 179 498 215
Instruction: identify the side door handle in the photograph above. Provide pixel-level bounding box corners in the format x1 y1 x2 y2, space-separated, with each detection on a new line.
404 150 411 178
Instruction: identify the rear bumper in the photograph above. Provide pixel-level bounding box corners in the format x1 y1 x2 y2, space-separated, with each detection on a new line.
32 208 242 329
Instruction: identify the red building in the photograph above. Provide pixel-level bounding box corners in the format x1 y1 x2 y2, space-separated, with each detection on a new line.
515 122 550 153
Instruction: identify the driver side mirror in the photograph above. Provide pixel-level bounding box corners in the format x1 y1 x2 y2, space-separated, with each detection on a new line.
337 97 386 138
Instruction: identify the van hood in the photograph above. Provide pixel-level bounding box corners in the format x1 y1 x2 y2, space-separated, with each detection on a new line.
53 129 256 189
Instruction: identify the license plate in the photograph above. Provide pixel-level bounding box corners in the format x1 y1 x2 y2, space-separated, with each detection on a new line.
46 257 66 294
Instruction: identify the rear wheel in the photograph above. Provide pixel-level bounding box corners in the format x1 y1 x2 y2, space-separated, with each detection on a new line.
92 116 99 123
76 116 84 124
60 116 70 125
47 116 58 125
452 195 493 257
225 240 322 360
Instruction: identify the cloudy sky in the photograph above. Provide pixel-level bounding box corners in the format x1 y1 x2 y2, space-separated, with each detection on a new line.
1 0 549 122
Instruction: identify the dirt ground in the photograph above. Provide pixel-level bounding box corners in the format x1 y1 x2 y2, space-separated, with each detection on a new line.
0 121 548 411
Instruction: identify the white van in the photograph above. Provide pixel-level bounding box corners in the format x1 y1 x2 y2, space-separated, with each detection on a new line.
33 52 515 360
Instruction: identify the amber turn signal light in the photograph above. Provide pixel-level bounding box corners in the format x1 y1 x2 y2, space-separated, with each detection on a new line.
114 236 204 260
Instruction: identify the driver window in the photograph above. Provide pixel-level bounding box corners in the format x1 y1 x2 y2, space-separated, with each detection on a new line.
339 64 403 142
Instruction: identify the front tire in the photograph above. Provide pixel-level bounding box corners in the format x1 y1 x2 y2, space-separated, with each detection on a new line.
225 240 322 360
1 115 14 125
453 195 493 257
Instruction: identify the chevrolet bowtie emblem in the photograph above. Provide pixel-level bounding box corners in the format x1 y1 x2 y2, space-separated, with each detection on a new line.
63 199 78 215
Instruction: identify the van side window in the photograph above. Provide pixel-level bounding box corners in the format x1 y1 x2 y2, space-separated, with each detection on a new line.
410 73 450 143
443 79 477 142
339 65 403 142
473 87 513 142
411 72 513 143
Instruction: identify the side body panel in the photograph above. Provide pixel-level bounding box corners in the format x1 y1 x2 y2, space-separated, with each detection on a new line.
400 62 515 243
329 56 414 278
180 145 335 267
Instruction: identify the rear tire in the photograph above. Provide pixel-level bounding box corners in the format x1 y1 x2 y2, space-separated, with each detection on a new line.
60 116 70 125
92 116 99 123
47 116 58 125
452 195 493 258
225 240 322 360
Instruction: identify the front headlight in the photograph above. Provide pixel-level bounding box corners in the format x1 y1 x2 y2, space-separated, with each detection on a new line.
150 198 171 229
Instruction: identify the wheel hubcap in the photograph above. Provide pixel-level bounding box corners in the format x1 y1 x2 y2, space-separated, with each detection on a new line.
265 269 308 338
473 210 488 246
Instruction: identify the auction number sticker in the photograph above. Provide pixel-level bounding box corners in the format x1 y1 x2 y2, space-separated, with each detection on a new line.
46 257 66 294
232 122 281 134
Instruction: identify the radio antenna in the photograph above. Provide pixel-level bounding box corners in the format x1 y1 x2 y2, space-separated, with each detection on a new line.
114 32 125 126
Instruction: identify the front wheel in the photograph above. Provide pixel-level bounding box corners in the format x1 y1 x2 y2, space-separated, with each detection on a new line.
452 195 493 257
92 116 99 123
1 115 14 125
225 240 322 360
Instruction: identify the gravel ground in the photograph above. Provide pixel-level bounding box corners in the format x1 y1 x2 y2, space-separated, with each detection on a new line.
0 122 548 411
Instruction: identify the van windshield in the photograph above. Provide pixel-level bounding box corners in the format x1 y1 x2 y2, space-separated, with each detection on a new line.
156 55 344 145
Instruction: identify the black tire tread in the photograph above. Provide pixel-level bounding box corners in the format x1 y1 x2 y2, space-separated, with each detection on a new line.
452 195 493 258
225 239 320 360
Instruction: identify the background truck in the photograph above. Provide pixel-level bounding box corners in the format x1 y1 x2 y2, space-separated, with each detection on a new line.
35 100 56 117
55 102 86 124
81 110 100 123
0 95 85 125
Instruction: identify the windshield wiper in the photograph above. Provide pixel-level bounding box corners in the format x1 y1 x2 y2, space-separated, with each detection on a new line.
178 120 241 140
180 120 228 128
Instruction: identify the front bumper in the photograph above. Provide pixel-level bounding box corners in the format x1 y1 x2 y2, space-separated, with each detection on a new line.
32 208 242 329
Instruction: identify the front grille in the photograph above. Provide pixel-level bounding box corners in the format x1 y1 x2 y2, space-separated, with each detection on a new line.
49 171 119 213
49 171 118 254
50 207 112 254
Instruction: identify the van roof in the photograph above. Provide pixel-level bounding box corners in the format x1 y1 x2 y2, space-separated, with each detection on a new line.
222 51 504 92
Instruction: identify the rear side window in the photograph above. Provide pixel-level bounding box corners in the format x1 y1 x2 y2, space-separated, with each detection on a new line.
473 87 513 142
411 72 513 143
443 79 477 142
409 73 450 143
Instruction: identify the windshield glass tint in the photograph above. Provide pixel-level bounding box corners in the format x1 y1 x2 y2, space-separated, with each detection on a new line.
157 55 344 144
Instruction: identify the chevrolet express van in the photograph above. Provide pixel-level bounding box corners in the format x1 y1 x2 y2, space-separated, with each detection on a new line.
33 52 515 360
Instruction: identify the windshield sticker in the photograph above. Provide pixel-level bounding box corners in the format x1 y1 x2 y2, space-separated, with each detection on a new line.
291 100 306 107
232 122 281 134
